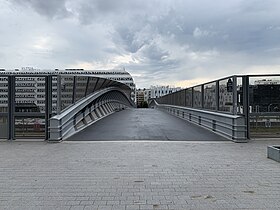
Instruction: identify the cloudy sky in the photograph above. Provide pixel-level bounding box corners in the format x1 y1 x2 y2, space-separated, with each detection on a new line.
1 0 280 88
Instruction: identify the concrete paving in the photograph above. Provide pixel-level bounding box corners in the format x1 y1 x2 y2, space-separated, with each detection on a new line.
68 108 226 141
0 140 280 209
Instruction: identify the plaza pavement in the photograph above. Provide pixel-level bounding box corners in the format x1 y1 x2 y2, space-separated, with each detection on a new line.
0 140 280 210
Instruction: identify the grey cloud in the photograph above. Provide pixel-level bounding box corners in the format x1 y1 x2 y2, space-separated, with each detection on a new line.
141 44 169 62
3 0 280 88
12 0 70 19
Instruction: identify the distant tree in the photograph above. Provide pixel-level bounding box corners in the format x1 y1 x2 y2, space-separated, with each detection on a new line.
141 101 148 108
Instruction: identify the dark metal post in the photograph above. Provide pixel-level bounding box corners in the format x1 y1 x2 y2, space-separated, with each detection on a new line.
201 85 204 108
45 76 52 140
8 76 15 140
72 76 76 103
56 75 61 114
184 89 187 107
216 81 219 111
242 76 250 139
191 87 194 107
233 76 238 115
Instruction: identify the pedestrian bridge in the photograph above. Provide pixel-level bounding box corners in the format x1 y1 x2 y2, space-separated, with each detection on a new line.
1 73 280 142
67 108 226 141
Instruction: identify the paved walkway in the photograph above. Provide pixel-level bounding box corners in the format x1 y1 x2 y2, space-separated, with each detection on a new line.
68 109 226 141
0 140 280 209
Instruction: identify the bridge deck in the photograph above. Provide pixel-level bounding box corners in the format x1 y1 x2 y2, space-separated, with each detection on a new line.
68 108 226 141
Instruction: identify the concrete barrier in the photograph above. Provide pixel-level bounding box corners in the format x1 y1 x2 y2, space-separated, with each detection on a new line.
267 146 280 162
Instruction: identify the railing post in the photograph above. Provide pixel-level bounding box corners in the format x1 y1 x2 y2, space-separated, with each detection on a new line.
201 85 204 108
8 75 15 140
191 87 194 107
233 76 238 115
216 81 219 111
184 89 187 107
57 75 61 114
242 76 250 139
72 76 77 103
45 75 52 140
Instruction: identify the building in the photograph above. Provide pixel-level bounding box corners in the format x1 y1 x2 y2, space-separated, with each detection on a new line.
0 68 136 113
136 86 181 108
144 89 151 102
149 85 181 99
250 79 280 112
137 86 181 107
136 89 145 108
254 79 280 85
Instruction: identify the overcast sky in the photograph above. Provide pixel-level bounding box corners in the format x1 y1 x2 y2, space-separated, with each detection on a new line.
1 0 280 88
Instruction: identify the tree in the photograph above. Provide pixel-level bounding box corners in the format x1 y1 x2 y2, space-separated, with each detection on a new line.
141 101 148 108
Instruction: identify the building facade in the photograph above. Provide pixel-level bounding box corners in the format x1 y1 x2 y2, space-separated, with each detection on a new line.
136 89 145 108
149 86 181 99
0 68 136 113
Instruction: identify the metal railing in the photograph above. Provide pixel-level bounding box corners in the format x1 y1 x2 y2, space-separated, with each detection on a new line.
0 74 134 140
49 87 134 141
154 74 280 139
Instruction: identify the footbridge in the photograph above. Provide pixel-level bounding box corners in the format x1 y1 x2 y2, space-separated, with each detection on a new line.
0 73 280 142
0 74 135 141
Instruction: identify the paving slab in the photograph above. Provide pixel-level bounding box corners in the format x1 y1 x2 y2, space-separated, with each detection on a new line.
0 140 280 209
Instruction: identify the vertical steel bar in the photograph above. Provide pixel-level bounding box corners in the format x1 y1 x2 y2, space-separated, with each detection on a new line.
184 89 187 107
233 76 238 115
8 76 15 140
201 85 204 108
242 76 250 139
56 75 61 114
45 75 52 140
191 87 194 107
72 76 76 103
216 81 219 111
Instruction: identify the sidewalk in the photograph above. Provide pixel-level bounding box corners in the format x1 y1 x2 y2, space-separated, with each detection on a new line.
0 140 279 210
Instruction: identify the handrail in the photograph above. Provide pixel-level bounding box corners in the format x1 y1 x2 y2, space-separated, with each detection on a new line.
152 99 247 142
49 87 134 141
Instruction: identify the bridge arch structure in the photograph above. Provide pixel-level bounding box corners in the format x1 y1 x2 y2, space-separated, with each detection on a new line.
0 74 135 141
49 86 134 141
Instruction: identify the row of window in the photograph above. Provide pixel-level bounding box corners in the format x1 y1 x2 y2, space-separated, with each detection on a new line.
15 100 35 103
0 71 130 75
16 89 35 93
61 94 73 98
61 89 73 93
0 71 53 75
154 90 174 94
15 94 35 98
107 77 133 81
16 83 36 87
15 78 35 81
